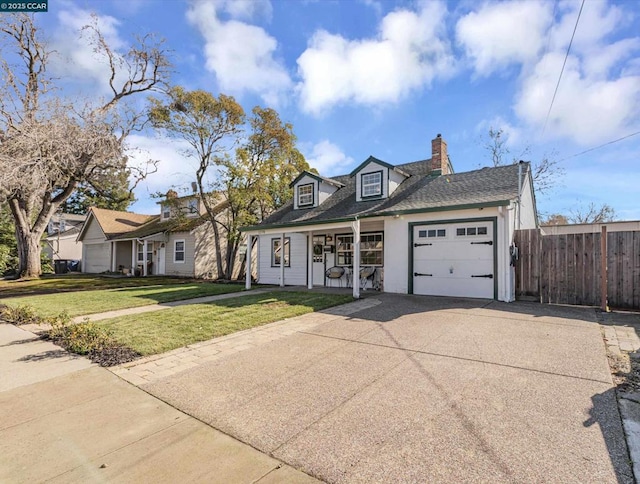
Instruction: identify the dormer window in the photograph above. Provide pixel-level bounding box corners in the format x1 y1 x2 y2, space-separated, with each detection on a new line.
162 204 171 220
298 183 314 207
361 172 382 198
187 199 198 215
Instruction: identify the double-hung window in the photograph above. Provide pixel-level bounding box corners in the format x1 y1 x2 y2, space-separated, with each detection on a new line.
174 240 185 263
186 199 198 215
361 172 382 198
298 184 313 207
271 238 290 267
162 204 171 220
336 233 384 266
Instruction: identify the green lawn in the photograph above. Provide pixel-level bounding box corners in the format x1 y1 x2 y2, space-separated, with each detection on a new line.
0 274 205 298
99 291 354 356
2 283 245 317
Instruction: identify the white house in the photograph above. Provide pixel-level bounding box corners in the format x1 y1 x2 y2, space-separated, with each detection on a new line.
241 134 538 301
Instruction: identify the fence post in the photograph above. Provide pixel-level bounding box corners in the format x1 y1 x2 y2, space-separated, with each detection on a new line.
601 226 608 312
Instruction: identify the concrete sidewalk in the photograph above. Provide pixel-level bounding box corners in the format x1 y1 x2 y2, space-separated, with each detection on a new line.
0 323 319 483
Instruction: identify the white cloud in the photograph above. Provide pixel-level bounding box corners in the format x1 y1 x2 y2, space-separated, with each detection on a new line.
186 0 291 106
296 1 456 115
456 1 552 76
458 0 640 145
50 8 127 95
303 140 354 176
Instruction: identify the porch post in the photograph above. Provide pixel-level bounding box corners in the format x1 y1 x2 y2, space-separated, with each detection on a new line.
131 240 136 272
352 219 360 298
279 233 285 287
143 241 148 276
307 232 313 289
110 242 116 272
245 234 252 290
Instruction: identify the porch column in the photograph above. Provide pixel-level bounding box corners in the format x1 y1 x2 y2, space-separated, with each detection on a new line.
307 232 313 289
352 219 360 298
131 240 136 271
279 233 285 287
245 234 252 290
110 242 116 272
143 241 148 276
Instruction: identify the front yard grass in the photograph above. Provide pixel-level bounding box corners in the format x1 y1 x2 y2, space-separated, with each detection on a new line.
99 291 354 356
0 274 204 298
2 283 244 318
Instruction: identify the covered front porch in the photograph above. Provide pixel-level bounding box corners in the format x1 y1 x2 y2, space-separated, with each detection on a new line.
109 234 168 276
243 218 385 298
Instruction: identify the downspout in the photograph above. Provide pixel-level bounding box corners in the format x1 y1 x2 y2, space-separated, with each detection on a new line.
517 160 524 231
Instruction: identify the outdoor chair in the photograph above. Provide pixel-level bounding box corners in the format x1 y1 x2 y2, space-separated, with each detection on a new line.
325 266 346 288
359 266 376 291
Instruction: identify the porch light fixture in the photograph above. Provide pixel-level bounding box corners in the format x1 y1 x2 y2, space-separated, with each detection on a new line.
326 235 333 242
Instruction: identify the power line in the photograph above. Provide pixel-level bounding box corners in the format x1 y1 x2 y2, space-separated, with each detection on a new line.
557 130 640 162
541 0 585 139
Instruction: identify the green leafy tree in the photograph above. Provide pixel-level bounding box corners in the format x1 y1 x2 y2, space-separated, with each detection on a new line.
149 89 309 280
0 204 18 275
149 87 246 279
61 168 135 214
219 107 310 277
0 14 168 278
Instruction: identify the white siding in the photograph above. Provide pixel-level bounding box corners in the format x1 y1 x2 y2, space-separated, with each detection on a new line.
318 182 338 205
257 233 308 285
293 175 318 210
383 207 514 302
388 169 406 196
518 171 537 230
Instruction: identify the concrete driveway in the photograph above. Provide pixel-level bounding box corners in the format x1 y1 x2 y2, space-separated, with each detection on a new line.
142 294 633 483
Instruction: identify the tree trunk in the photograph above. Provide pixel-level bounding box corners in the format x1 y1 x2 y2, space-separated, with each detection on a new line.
14 222 44 278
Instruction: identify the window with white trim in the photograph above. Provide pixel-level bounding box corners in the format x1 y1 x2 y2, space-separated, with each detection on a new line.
336 233 384 266
298 184 313 207
137 242 144 262
162 204 171 220
187 199 198 215
174 240 185 263
361 172 382 197
271 238 290 267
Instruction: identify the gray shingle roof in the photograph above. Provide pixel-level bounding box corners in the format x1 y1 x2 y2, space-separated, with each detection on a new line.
253 161 528 229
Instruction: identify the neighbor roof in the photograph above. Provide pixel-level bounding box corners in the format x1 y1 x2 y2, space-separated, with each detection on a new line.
83 208 154 240
244 161 528 231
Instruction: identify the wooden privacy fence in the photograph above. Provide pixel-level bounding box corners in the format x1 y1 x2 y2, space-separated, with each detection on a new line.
514 228 640 310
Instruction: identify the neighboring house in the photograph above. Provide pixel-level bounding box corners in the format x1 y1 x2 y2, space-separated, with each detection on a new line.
43 213 86 264
541 220 640 235
241 134 538 301
77 192 245 279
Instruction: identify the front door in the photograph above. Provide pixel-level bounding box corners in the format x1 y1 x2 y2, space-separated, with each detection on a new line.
157 243 166 275
312 235 325 286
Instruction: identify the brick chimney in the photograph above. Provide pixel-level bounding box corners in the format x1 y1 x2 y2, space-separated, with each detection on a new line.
430 134 451 175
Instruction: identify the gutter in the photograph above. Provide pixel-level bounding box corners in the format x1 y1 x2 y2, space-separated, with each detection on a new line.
240 200 512 233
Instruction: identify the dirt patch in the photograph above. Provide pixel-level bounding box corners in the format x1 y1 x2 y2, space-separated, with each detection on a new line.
607 349 640 394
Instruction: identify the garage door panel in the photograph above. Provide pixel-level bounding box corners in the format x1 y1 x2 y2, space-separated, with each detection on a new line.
84 244 110 273
412 221 495 300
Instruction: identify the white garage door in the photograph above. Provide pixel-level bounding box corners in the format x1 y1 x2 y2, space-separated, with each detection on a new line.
84 243 110 273
412 221 495 299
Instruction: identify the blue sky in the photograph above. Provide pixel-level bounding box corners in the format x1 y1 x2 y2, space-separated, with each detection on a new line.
38 0 640 219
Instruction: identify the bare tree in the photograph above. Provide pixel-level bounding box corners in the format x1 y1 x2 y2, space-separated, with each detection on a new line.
569 203 616 224
483 128 563 195
0 14 169 278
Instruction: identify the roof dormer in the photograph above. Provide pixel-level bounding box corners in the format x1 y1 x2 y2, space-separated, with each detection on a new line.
350 156 409 202
289 171 344 210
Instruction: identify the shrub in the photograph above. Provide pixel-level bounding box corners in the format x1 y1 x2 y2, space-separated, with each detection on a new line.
0 304 66 326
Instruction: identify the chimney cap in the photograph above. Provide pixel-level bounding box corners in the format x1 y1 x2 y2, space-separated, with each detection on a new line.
436 133 441 138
